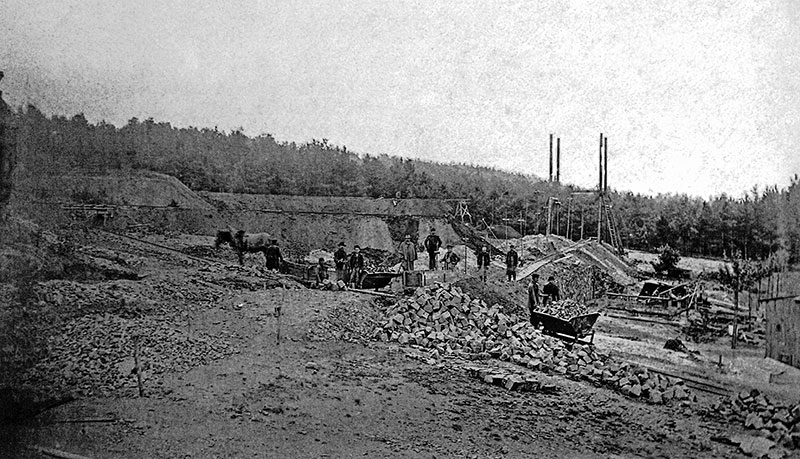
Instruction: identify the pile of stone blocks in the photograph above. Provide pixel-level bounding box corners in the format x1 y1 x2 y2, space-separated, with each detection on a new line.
714 389 800 450
375 283 693 405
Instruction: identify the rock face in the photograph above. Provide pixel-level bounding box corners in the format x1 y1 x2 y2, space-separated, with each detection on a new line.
375 283 693 405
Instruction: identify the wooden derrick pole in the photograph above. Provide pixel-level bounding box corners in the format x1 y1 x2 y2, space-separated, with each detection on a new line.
597 133 603 242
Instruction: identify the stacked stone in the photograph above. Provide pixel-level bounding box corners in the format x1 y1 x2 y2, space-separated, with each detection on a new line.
714 389 800 450
463 365 557 394
537 299 590 320
376 283 693 405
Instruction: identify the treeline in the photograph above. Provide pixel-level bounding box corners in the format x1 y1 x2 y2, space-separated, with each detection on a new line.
12 106 800 264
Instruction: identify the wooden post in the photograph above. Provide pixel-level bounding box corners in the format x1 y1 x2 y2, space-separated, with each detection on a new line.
545 197 552 236
566 197 572 241
758 277 762 310
556 137 561 183
133 335 144 397
604 137 608 194
580 205 584 240
597 201 602 243
464 244 467 274
597 133 603 242
599 133 604 191
549 134 553 182
554 202 560 236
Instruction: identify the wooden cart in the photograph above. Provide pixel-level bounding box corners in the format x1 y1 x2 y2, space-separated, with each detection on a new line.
531 312 600 345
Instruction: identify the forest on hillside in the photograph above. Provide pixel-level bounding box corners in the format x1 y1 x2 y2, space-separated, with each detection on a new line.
11 106 800 265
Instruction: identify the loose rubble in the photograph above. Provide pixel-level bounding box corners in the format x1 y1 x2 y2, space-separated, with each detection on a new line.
713 389 800 451
375 283 694 405
537 299 591 320
16 313 238 398
463 365 559 394
306 297 383 343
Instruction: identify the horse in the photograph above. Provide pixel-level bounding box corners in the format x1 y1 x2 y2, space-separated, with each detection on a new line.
214 228 273 265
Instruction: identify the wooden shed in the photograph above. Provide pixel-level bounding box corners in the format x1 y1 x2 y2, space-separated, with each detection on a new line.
763 295 800 369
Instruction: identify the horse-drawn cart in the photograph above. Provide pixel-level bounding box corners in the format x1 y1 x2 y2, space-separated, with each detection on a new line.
531 312 600 345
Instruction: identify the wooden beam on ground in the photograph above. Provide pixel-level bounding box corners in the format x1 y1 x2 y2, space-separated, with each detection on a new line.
604 313 679 326
642 366 731 395
347 288 396 299
28 445 94 459
50 417 120 424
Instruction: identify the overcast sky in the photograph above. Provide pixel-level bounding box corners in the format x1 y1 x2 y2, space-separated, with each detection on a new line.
1 0 798 198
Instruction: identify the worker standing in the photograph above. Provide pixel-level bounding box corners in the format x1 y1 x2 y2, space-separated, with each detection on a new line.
528 273 541 327
348 245 366 289
315 257 329 286
398 234 417 271
265 239 283 272
333 242 348 283
542 275 561 306
441 244 460 270
505 244 519 282
476 245 490 282
424 228 442 270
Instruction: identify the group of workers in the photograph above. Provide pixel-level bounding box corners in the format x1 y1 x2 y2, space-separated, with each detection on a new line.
527 273 561 327
398 228 463 272
327 242 366 289
318 228 563 323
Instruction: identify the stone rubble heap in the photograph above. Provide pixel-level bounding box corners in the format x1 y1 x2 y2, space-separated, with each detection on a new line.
375 283 693 405
536 299 592 320
463 365 560 394
713 389 800 450
17 313 238 398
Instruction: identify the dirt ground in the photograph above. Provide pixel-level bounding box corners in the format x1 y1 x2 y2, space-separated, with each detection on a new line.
2 228 798 459
5 291 753 459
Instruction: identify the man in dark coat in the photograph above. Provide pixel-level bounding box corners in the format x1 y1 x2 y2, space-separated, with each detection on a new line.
334 242 349 283
424 228 442 270
476 245 490 282
542 275 560 306
265 239 283 272
441 244 460 270
348 245 366 288
528 273 541 327
505 244 519 282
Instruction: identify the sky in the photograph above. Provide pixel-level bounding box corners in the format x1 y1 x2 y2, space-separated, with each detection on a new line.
1 0 799 198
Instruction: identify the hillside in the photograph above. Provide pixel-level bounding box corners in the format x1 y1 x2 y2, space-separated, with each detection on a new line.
9 105 800 264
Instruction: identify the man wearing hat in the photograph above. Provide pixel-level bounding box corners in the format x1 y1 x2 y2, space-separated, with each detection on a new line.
348 245 366 288
398 234 417 271
542 275 561 306
334 242 349 283
441 244 460 270
528 273 541 327
423 227 442 270
505 244 519 282
265 239 283 272
476 245 490 282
